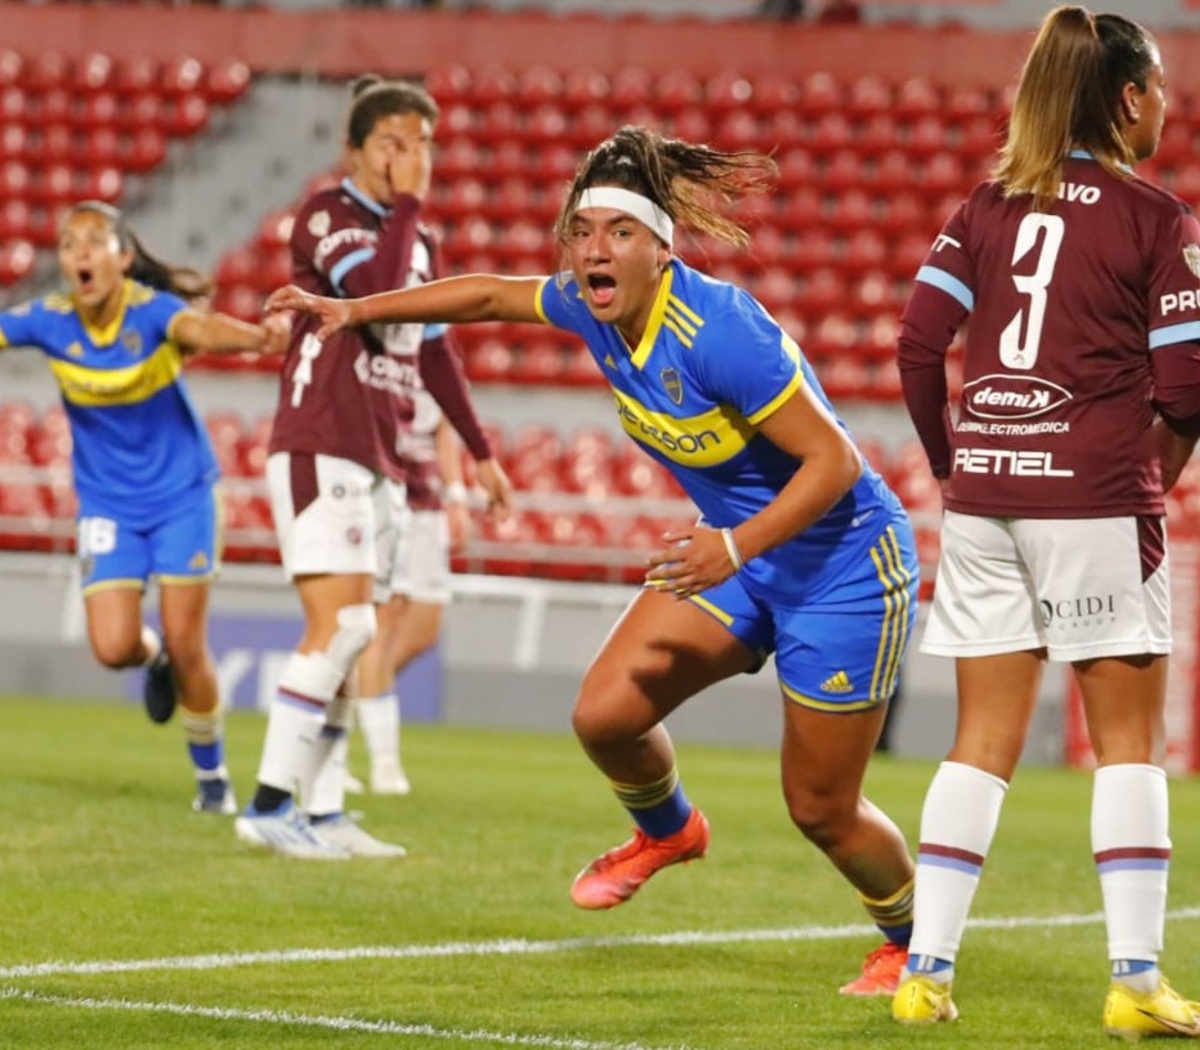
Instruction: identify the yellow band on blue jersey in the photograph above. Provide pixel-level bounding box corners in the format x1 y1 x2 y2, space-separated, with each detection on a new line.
611 384 755 468
48 341 183 407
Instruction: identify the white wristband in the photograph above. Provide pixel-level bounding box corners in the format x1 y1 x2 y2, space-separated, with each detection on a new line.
720 527 744 572
444 481 468 505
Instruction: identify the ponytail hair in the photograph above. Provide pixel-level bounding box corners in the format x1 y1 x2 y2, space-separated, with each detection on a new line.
993 5 1156 208
67 201 212 302
555 125 776 251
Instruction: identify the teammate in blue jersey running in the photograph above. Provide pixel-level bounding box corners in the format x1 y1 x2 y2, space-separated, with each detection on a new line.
0 200 288 814
268 126 921 995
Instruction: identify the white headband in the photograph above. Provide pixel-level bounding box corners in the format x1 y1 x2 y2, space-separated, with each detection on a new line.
576 187 674 246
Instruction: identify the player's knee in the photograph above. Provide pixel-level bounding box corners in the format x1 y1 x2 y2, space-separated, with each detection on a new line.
571 687 636 746
325 602 377 678
783 789 848 849
91 633 142 670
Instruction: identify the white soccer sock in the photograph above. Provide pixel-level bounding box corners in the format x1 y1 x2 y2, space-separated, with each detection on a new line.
140 624 162 665
255 651 343 796
302 695 352 817
357 693 401 772
1093 764 1169 972
908 761 1008 967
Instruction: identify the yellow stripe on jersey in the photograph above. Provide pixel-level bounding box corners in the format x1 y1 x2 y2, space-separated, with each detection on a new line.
662 296 703 347
48 341 183 407
629 269 675 370
745 334 804 426
612 385 755 467
868 525 914 702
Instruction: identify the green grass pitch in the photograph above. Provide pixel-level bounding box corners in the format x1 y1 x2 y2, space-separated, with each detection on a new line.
2 695 1200 1048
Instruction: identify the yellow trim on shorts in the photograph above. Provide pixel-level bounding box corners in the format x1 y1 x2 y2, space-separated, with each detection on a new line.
687 592 735 627
780 682 881 713
80 577 143 598
868 525 913 703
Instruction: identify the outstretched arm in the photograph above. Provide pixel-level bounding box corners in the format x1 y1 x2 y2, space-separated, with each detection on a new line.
169 308 290 357
266 274 545 340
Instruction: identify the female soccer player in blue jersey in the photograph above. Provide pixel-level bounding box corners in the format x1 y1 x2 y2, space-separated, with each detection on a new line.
892 7 1200 1036
268 125 921 995
0 200 288 814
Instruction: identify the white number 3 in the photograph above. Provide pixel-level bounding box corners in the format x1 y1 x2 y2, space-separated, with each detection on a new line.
998 212 1065 370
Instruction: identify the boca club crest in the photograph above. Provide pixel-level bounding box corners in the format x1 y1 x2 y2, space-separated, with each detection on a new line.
661 367 684 406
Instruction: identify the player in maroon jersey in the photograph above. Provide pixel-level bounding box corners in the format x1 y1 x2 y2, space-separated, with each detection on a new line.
234 76 511 859
892 7 1200 1035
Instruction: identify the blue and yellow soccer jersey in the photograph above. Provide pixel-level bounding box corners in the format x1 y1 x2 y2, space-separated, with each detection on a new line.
536 259 905 602
0 279 218 521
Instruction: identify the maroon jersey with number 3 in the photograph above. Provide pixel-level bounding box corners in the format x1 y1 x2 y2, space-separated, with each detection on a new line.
899 153 1200 518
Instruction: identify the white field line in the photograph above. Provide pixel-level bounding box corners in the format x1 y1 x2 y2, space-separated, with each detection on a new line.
0 987 694 1050
3 906 1200 981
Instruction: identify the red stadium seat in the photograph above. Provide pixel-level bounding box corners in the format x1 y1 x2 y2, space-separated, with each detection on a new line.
435 137 482 180
75 165 123 205
712 110 760 152
205 59 251 105
216 245 259 288
775 147 815 190
0 199 32 241
464 335 515 383
515 65 563 107
72 91 120 134
841 228 888 275
470 64 517 105
750 71 800 116
487 177 533 222
705 69 754 114
651 68 702 117
117 93 163 134
524 102 569 144
823 149 867 193
424 63 472 105
807 112 853 157
431 176 486 220
160 55 205 98
253 248 293 295
34 88 72 127
796 70 842 119
0 87 27 125
489 139 528 179
0 123 28 162
474 99 520 144
32 123 73 165
845 74 893 120
255 209 294 252
905 114 950 157
0 49 23 90
113 55 159 98
560 68 610 112
893 76 941 120
0 239 35 285
162 95 209 137
24 52 70 93
124 127 166 174
71 52 114 95
667 108 711 145
565 102 612 150
609 67 653 112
